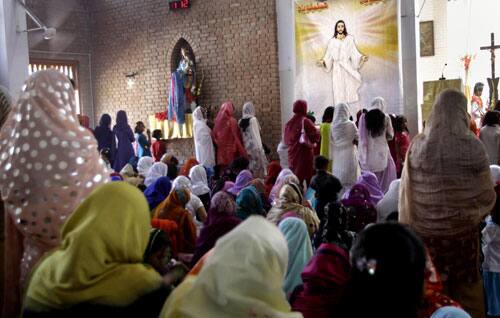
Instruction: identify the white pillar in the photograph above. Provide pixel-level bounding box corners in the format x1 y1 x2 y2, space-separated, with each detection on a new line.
276 0 295 134
0 0 29 98
400 0 421 135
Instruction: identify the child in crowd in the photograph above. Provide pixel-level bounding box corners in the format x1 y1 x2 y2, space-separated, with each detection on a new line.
310 155 342 221
390 115 411 177
152 129 168 162
482 184 500 318
99 147 112 170
144 229 188 285
134 121 152 158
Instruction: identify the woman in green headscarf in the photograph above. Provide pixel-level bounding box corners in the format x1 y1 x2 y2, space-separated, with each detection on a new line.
235 185 265 220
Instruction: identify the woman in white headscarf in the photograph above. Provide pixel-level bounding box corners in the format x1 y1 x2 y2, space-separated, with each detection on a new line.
400 89 496 317
192 106 215 168
172 176 207 228
189 164 211 210
330 102 360 192
160 216 302 318
137 156 154 178
238 101 268 178
358 97 396 193
0 70 109 317
144 162 168 187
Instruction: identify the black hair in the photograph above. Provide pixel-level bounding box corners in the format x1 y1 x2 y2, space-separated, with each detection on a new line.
313 202 352 249
483 111 500 127
307 114 316 124
239 118 251 132
492 185 500 225
169 155 179 165
137 184 147 192
152 129 163 140
386 211 399 222
314 155 330 170
100 147 111 162
495 100 500 112
491 184 500 225
144 229 171 260
322 106 335 123
229 156 250 173
389 114 397 131
134 121 145 134
474 82 484 95
334 20 348 38
356 109 367 127
348 223 426 318
167 163 178 180
394 115 409 133
365 109 386 138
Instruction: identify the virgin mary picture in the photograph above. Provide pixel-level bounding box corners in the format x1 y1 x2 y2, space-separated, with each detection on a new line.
168 47 196 125
317 20 368 106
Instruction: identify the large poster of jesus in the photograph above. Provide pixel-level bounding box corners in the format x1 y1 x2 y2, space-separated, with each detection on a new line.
295 0 401 116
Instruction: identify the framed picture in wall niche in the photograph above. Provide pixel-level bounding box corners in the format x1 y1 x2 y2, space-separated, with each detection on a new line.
420 21 435 57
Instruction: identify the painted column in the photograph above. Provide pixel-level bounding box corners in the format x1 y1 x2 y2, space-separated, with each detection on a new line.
276 0 295 135
400 0 421 135
0 0 29 98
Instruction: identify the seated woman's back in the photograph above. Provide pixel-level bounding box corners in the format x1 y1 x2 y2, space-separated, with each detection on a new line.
23 182 167 318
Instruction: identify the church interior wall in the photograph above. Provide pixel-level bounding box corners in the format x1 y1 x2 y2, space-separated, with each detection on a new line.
26 0 94 126
418 0 448 84
88 0 282 162
25 0 282 162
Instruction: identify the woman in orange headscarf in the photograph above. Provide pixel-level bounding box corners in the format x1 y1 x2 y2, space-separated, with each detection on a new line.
213 101 247 166
155 188 197 254
179 157 199 176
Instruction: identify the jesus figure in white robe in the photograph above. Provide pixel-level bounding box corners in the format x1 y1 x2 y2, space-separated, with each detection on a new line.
318 20 368 108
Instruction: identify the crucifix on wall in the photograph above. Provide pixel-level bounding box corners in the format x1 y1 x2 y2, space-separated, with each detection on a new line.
480 32 500 108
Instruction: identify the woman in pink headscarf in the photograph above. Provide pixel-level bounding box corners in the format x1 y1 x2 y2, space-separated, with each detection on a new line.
213 101 247 167
0 70 109 317
284 100 320 186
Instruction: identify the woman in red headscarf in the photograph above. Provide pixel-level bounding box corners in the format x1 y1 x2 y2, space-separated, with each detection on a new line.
213 101 247 166
284 100 320 186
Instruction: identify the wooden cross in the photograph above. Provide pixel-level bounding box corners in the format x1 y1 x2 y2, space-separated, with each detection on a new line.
480 33 500 108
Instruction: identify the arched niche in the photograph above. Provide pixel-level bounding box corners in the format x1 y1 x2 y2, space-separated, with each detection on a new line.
170 38 196 73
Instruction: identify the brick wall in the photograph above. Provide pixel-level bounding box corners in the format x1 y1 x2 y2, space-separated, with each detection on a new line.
26 0 94 125
88 0 282 162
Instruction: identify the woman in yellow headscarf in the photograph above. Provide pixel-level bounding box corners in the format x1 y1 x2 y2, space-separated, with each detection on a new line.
160 216 303 318
23 182 171 317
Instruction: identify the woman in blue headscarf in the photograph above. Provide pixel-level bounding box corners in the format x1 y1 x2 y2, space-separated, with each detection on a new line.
144 177 172 211
278 217 313 298
112 110 135 172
